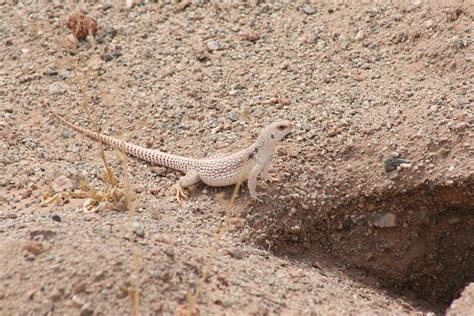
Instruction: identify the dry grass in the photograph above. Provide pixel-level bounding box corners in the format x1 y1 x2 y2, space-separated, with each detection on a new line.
38 45 143 314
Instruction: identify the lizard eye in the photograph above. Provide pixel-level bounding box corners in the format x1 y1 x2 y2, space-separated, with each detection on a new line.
277 125 286 131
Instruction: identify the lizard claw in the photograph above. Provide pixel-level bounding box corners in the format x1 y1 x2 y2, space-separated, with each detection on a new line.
174 183 188 203
263 174 281 183
250 192 265 202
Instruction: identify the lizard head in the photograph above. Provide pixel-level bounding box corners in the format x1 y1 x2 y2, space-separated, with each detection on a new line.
260 120 294 146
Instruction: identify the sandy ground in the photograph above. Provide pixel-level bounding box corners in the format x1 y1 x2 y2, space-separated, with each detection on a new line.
1 1 473 315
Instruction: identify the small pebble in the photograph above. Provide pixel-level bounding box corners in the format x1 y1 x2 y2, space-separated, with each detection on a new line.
132 221 145 238
80 303 94 316
227 248 245 259
301 5 316 15
372 213 397 228
206 40 221 52
51 175 74 192
355 30 365 41
49 82 69 95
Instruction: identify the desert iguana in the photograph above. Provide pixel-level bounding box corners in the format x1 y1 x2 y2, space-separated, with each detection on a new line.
47 105 293 201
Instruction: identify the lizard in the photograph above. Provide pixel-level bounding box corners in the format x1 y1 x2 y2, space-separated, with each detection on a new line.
47 104 294 201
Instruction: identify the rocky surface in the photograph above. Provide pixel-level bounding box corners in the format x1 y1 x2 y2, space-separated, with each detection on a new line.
0 1 472 315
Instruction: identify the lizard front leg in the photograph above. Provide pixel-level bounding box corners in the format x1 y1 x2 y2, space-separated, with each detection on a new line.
247 164 264 201
175 171 201 202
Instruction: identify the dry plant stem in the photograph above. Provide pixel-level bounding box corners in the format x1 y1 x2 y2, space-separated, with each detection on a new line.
78 79 118 194
80 61 141 316
77 66 140 313
186 172 245 314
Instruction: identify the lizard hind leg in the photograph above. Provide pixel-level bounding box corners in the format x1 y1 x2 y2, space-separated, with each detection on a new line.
174 171 201 202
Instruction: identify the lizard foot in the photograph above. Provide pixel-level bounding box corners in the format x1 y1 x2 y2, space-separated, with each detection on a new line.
174 183 188 203
263 174 281 183
250 192 265 203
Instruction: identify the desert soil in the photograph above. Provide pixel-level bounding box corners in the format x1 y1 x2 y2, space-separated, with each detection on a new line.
0 1 473 315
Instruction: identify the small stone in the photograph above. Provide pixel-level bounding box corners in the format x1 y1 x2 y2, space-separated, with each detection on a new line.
51 175 74 192
448 217 460 225
101 53 114 62
355 30 365 41
316 39 325 51
23 241 44 256
425 19 434 29
152 167 167 176
384 156 411 172
206 40 221 52
227 248 245 259
83 213 100 221
66 12 98 40
132 221 145 238
49 82 69 95
80 303 94 316
126 0 143 9
29 229 56 240
62 130 74 139
19 189 33 200
41 302 54 314
65 34 79 50
372 213 397 228
228 112 239 122
21 48 31 54
51 215 62 222
241 32 260 42
301 5 316 15
445 180 454 186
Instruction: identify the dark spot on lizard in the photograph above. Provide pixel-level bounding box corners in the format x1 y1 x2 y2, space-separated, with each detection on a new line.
248 146 259 160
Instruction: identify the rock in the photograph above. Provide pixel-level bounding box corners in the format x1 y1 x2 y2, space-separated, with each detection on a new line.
227 247 245 259
301 5 316 15
228 112 239 122
51 214 62 222
132 221 145 238
126 0 143 9
152 167 167 176
384 156 411 172
425 19 435 29
206 40 221 52
316 39 326 51
65 34 79 50
49 82 69 95
355 30 365 41
66 12 98 40
372 213 397 228
19 189 32 200
51 175 74 192
79 303 94 316
241 32 260 42
101 53 114 62
29 229 57 240
22 241 44 256
62 130 74 139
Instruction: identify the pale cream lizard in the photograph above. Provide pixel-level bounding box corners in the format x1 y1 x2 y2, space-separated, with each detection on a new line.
47 105 293 201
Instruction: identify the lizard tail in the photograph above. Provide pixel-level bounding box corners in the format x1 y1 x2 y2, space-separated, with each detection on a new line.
45 103 195 173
